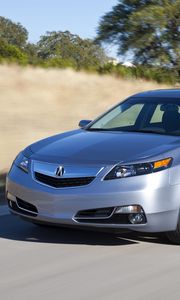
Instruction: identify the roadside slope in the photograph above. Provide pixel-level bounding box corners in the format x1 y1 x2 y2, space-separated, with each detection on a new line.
0 65 169 172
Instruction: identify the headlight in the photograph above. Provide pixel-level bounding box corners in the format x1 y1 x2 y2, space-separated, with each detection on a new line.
104 158 172 180
14 152 30 173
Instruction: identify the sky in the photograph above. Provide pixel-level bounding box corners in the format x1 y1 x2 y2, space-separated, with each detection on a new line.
0 0 118 57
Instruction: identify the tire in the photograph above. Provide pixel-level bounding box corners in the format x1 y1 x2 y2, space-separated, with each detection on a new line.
166 217 180 245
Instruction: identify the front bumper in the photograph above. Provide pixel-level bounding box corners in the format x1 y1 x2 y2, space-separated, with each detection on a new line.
6 164 180 232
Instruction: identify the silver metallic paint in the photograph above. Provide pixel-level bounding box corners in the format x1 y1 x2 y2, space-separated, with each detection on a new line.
6 89 180 233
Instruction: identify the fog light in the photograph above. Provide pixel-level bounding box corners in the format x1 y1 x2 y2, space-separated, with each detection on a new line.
129 213 146 224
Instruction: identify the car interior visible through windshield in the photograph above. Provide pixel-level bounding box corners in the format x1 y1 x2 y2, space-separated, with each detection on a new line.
88 98 180 136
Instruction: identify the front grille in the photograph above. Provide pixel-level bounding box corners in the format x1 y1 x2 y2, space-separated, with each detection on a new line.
35 172 95 188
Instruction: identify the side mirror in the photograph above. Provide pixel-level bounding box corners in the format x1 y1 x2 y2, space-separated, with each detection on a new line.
79 120 92 128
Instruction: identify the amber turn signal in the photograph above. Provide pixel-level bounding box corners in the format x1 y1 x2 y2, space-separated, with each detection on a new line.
153 158 172 170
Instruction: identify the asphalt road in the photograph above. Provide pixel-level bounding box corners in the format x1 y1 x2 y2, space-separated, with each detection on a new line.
0 206 180 300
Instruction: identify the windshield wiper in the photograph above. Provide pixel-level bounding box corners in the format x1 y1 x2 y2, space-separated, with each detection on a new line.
87 128 167 134
86 128 113 131
123 129 166 135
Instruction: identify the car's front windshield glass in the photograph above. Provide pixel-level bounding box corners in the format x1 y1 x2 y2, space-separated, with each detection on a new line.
88 97 180 136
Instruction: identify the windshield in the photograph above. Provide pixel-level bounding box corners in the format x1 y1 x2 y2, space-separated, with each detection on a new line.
88 97 180 136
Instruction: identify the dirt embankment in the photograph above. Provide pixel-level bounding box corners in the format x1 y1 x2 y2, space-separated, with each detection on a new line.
0 65 169 173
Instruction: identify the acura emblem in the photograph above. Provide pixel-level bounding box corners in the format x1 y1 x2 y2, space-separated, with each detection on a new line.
55 166 64 177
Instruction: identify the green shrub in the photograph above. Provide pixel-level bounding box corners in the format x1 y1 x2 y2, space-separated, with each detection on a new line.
0 40 28 64
98 63 178 85
40 57 77 69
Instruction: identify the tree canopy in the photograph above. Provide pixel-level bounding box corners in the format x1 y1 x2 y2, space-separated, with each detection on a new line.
97 0 180 74
37 31 108 69
0 15 178 83
0 16 28 48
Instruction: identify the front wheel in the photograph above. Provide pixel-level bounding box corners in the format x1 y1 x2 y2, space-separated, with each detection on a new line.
166 217 180 245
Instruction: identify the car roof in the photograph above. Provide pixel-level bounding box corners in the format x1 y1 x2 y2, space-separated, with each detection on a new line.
133 89 180 98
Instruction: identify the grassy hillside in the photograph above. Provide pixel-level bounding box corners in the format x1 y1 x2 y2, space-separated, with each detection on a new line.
0 65 170 173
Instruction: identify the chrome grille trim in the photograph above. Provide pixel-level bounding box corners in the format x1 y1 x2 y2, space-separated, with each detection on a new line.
32 161 104 188
33 161 104 178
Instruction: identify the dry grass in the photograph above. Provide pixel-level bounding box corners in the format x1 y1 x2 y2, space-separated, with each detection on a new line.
0 64 170 173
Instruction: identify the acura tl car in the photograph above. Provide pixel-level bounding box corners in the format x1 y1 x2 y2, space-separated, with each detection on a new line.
6 89 180 244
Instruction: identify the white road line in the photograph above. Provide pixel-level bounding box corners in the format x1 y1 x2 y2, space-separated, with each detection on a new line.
0 205 9 216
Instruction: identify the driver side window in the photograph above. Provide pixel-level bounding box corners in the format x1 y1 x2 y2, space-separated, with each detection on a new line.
150 105 163 124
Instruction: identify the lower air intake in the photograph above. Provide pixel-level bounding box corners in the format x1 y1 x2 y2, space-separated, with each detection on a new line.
75 207 114 219
16 198 38 214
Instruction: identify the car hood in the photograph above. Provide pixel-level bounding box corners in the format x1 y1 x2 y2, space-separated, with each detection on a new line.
29 129 180 165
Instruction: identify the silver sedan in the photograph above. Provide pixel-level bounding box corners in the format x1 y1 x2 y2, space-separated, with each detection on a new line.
6 89 180 244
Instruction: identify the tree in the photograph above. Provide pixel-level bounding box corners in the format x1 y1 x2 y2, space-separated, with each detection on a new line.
97 0 180 75
0 16 28 48
24 43 39 64
0 39 28 64
37 31 108 69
